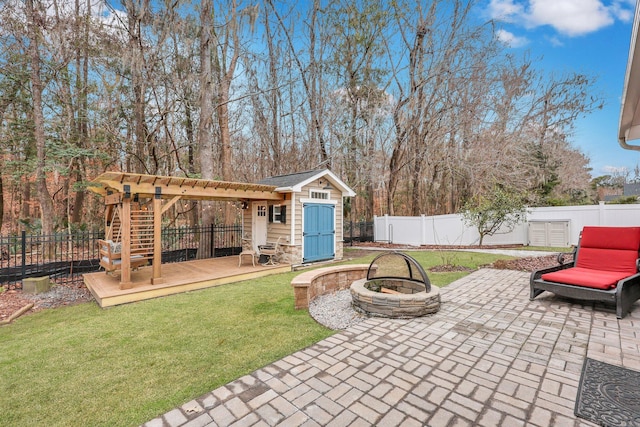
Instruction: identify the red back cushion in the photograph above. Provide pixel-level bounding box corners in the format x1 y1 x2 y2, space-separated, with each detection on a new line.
576 227 640 273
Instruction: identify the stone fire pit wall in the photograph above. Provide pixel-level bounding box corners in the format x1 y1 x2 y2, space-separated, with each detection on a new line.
290 264 376 310
350 278 441 318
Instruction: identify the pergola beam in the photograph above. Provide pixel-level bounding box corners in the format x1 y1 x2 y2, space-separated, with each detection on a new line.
89 172 283 201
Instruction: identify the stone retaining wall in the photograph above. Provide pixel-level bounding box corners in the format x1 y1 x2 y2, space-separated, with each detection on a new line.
290 264 373 309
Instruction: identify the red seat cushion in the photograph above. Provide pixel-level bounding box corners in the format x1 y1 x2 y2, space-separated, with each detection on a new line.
579 226 640 250
575 227 640 273
541 267 631 290
577 248 638 275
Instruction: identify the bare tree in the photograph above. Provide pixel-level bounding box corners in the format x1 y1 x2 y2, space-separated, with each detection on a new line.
25 0 55 238
324 0 390 220
198 0 216 234
268 0 329 167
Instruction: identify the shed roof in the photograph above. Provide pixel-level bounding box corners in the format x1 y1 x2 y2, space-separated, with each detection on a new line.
258 170 322 188
259 169 356 196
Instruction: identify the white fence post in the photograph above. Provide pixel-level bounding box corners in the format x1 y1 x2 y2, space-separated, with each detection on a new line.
373 215 378 242
384 214 389 242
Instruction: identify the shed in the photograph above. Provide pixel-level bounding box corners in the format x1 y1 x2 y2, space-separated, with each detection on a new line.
252 169 356 265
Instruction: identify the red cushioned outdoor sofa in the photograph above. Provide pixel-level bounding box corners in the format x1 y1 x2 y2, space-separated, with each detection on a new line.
530 226 640 319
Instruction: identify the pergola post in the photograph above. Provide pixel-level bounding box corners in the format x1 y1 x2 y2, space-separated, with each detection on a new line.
120 188 133 289
151 187 164 285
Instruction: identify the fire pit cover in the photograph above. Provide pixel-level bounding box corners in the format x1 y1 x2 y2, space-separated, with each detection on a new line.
367 251 431 293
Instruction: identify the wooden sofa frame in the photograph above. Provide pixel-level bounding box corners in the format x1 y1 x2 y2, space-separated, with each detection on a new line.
98 239 147 273
530 226 640 319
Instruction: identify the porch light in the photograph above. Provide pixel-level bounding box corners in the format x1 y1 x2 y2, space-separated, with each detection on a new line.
318 178 332 190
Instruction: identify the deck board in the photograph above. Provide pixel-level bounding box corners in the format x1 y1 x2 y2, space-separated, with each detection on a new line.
83 256 290 308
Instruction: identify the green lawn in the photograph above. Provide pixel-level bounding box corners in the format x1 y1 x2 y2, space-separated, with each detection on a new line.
0 250 512 427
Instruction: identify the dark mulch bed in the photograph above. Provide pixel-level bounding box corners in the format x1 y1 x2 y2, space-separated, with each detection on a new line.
1 280 94 323
492 253 573 272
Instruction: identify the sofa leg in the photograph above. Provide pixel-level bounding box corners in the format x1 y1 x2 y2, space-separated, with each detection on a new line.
530 288 544 301
616 303 625 319
617 298 630 319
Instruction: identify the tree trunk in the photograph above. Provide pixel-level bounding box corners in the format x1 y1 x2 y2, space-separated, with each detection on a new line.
212 0 242 226
197 0 215 257
217 82 234 225
26 0 55 241
125 0 150 174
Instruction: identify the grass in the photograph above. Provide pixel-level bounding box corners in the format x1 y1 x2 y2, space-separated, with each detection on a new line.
0 250 512 427
342 248 513 286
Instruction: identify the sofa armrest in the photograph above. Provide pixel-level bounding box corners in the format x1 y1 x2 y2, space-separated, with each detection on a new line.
557 246 576 265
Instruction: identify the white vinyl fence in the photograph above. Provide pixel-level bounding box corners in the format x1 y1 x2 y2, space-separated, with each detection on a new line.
374 202 640 247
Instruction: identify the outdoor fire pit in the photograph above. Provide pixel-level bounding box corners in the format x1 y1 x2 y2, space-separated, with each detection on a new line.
350 251 440 318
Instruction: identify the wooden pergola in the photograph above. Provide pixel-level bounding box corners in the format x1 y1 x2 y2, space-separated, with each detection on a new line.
89 172 283 289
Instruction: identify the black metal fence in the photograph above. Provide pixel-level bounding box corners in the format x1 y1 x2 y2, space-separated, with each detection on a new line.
0 225 242 286
344 221 374 245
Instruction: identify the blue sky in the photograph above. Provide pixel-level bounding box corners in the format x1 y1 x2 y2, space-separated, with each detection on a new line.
485 0 639 178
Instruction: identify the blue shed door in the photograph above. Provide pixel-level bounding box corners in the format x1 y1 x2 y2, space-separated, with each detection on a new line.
303 203 335 263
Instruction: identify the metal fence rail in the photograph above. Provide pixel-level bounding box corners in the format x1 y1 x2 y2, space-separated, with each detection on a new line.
344 221 374 245
1 222 372 286
0 225 243 286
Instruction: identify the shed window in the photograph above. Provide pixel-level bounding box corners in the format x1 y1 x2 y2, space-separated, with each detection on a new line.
310 190 329 200
268 205 286 223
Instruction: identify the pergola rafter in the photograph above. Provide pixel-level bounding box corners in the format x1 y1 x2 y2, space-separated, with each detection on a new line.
89 172 283 201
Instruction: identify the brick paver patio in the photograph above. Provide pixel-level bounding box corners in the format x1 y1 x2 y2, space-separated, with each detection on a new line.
142 269 640 426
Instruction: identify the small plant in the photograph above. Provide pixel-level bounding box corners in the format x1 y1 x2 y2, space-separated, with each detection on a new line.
436 250 458 267
462 185 527 246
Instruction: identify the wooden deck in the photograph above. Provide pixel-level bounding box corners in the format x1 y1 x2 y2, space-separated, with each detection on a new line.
83 256 291 308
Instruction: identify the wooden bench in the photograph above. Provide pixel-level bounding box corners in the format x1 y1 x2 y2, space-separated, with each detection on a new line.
530 226 640 318
290 264 375 309
98 239 147 273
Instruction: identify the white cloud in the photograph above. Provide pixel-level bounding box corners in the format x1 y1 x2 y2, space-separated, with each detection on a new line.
496 29 530 47
527 0 613 36
488 0 525 21
546 35 564 47
487 0 635 37
0 0 125 40
602 165 629 174
610 0 635 22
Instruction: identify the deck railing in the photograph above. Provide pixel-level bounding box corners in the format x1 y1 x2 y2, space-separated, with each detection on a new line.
0 225 243 286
